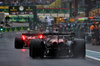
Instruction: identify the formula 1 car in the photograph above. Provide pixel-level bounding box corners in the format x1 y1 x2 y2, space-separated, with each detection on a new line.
14 31 42 49
29 32 86 58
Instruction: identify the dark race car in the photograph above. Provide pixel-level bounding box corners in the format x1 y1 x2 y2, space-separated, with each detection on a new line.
29 32 86 59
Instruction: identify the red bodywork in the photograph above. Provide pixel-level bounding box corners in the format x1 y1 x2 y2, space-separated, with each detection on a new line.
21 34 43 46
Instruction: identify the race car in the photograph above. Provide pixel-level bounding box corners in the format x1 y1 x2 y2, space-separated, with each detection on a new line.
14 31 42 49
29 32 86 58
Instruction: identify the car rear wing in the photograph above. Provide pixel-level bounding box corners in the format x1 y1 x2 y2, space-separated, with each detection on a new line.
22 33 40 36
42 32 75 36
22 32 75 37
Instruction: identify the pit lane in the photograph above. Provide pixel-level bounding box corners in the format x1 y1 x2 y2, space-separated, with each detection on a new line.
0 32 100 66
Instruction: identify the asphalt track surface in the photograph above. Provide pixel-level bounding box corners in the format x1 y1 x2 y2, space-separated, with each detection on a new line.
0 32 100 66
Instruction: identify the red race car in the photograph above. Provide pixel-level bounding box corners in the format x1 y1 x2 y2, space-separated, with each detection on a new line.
14 32 43 48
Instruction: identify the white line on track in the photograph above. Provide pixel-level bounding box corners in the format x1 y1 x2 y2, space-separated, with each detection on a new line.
86 49 100 61
86 49 100 53
86 55 100 61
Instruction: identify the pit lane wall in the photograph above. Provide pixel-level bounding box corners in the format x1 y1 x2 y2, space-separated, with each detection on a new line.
0 26 29 33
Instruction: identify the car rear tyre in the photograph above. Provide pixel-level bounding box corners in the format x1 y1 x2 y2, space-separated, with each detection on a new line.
15 37 24 49
73 38 86 58
29 39 45 58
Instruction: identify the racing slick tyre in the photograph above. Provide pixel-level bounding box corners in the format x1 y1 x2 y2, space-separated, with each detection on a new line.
29 39 45 58
73 38 86 58
15 37 24 49
29 42 32 57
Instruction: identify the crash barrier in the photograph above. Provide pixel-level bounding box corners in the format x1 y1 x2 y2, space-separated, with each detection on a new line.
0 26 29 33
7 15 67 23
5 15 34 22
8 17 33 22
6 15 53 23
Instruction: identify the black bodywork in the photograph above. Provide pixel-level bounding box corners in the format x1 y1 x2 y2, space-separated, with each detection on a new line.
29 32 86 58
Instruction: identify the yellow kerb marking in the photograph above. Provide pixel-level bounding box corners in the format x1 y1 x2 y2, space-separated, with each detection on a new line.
20 27 24 31
5 28 7 32
9 28 12 32
14 27 18 31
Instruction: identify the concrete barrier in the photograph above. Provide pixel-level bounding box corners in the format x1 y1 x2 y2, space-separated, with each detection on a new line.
0 26 29 33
